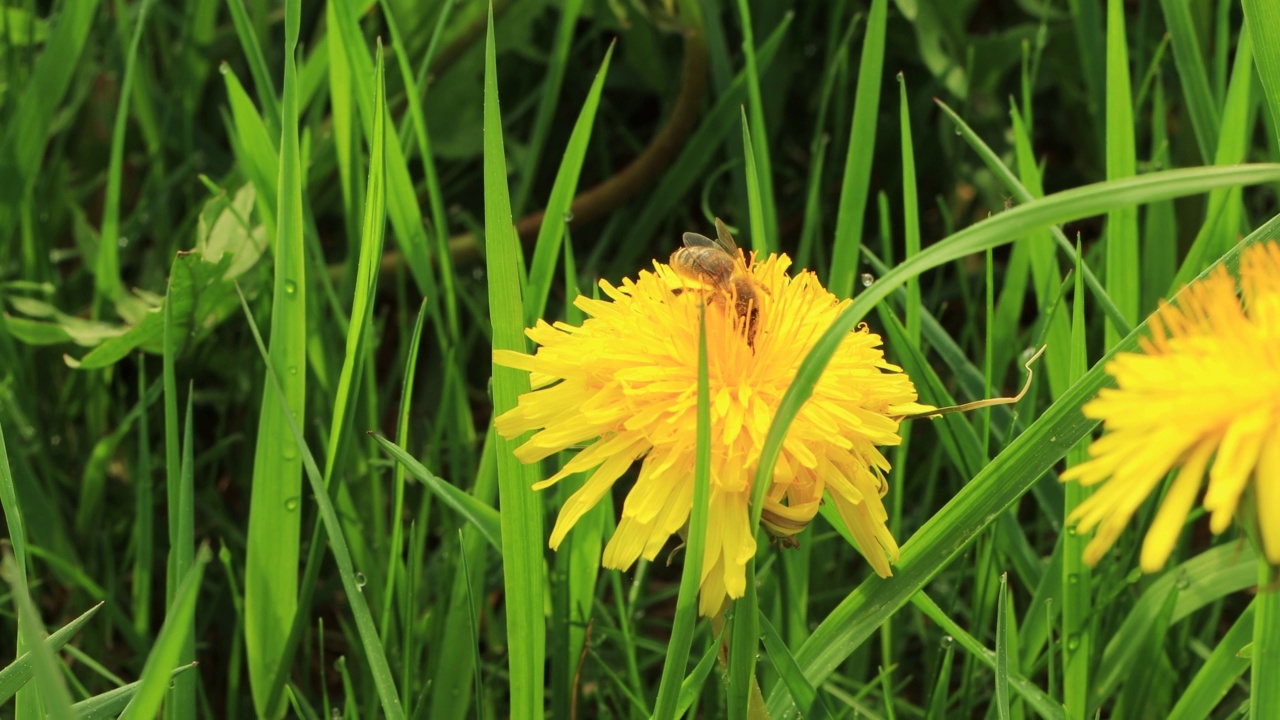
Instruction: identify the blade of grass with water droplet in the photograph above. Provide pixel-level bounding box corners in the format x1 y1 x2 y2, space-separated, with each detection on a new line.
243 0 306 713
236 289 407 720
483 4 547 716
910 593 1062 720
1062 240 1093 720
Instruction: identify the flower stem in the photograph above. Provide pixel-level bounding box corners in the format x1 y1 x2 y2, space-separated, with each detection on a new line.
1253 560 1279 716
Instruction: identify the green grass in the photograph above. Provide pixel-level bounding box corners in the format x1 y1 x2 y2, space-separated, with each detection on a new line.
1 1 1278 718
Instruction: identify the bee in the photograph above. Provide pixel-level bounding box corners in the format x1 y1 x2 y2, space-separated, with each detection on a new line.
669 218 767 346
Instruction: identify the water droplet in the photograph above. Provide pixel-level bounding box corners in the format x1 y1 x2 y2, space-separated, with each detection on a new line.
219 63 230 75
1067 573 1080 586
288 365 298 375
117 236 129 248
284 496 300 511
562 211 575 223
169 679 177 689
1175 573 1191 590
860 272 875 287
1066 634 1081 651
284 280 297 295
1066 526 1078 537
940 635 954 649
355 572 367 590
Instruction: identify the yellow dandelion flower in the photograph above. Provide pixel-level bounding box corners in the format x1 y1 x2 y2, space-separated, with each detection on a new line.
494 248 932 616
1062 241 1280 572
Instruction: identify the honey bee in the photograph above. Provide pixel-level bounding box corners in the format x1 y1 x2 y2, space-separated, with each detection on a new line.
669 218 767 346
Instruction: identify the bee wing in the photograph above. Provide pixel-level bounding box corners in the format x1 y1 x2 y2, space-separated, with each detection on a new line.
713 218 740 255
681 231 717 249
713 217 751 269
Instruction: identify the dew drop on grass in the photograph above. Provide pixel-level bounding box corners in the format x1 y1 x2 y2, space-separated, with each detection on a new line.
1067 573 1080 586
860 272 875 287
563 211 575 223
1175 573 1191 590
1066 634 1081 651
284 496 300 512
284 280 298 296
288 365 298 376
354 572 367 590
218 62 229 75
939 635 954 649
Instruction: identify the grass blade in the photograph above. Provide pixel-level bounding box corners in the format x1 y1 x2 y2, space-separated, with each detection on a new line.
651 306 713 720
243 0 306 714
828 0 888 299
1245 0 1280 148
526 43 615 325
1168 601 1254 719
1062 242 1092 720
371 434 502 553
235 292 408 719
1 553 74 718
1159 0 1220 161
320 39 387 511
0 602 104 704
1103 0 1139 348
483 4 547 717
733 0 777 248
118 547 211 720
759 611 831 720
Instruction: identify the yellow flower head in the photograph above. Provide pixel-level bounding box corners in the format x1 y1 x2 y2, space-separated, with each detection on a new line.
1063 241 1280 572
494 250 932 616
